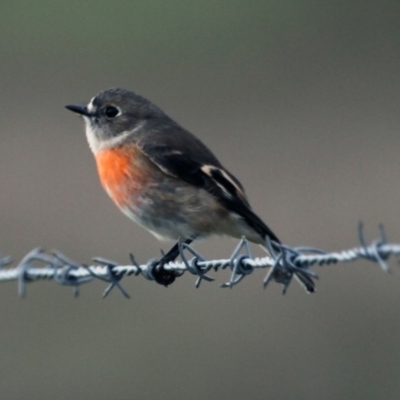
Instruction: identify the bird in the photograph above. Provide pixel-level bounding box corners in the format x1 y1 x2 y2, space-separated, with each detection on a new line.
66 88 280 285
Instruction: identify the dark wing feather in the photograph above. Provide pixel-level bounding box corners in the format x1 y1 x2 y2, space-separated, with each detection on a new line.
137 126 280 244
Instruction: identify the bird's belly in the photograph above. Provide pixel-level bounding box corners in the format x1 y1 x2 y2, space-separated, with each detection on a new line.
121 180 232 240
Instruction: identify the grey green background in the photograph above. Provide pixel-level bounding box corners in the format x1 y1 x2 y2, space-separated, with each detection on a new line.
0 1 400 399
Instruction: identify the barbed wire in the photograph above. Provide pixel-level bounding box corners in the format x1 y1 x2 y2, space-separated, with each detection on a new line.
0 223 398 298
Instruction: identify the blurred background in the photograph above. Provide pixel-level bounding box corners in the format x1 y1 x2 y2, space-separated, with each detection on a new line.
0 1 399 399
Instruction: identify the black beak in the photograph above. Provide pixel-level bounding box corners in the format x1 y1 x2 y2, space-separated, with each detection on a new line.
65 104 91 117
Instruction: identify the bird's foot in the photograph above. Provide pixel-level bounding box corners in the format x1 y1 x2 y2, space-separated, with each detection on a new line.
149 256 183 286
149 238 193 286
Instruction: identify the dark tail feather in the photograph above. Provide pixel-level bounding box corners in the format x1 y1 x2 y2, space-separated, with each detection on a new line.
243 208 280 245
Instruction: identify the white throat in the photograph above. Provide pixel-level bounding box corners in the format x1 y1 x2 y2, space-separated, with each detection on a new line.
84 117 145 153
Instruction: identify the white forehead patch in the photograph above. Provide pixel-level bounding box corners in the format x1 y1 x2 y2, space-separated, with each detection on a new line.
87 97 96 113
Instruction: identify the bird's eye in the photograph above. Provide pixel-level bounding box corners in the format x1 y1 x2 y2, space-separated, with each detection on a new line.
104 106 120 118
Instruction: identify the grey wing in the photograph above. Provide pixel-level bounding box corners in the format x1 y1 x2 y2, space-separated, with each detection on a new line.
136 126 280 244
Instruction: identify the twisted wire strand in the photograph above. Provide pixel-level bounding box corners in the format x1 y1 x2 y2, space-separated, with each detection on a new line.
0 223 398 297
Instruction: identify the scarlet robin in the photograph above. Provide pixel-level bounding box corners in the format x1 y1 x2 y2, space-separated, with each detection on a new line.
66 88 280 285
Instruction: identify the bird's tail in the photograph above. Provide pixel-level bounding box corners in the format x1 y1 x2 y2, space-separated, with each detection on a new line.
242 207 281 249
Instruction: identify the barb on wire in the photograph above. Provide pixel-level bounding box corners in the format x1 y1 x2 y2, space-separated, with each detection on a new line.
88 257 130 299
0 223 399 298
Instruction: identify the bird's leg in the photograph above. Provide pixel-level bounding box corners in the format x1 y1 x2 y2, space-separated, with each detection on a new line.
162 238 193 264
152 238 193 286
